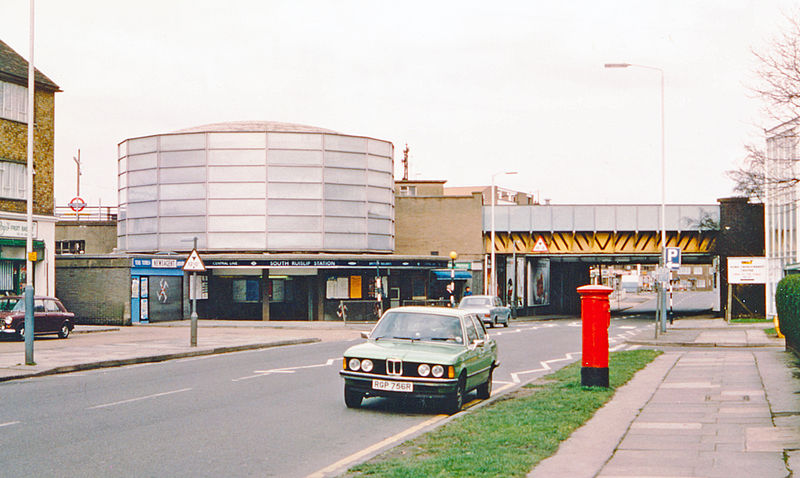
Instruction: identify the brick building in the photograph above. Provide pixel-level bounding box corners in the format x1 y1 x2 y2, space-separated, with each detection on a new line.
0 39 60 295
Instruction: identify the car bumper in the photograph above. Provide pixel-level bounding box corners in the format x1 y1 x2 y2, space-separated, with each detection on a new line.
340 371 459 400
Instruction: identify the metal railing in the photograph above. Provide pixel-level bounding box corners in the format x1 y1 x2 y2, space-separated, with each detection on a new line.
401 299 451 307
55 205 118 221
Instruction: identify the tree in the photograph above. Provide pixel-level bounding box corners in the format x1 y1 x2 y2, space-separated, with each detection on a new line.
728 12 800 199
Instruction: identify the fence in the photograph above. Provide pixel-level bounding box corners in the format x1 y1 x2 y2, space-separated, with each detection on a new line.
55 205 118 221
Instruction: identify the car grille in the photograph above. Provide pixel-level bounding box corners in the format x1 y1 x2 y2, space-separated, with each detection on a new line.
349 359 437 378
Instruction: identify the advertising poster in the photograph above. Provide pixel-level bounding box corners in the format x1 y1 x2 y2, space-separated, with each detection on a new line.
530 258 550 306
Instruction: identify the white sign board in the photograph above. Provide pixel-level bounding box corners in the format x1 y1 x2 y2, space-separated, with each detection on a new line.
727 257 767 284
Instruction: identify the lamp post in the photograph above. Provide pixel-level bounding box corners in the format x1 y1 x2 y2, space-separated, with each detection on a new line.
449 250 458 306
605 62 667 333
490 171 518 298
24 0 36 365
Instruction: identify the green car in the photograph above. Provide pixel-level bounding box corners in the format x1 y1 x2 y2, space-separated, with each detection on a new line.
340 306 499 414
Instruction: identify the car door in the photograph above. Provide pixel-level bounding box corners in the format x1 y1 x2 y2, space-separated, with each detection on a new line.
33 299 47 332
462 316 487 391
45 299 66 332
470 314 496 378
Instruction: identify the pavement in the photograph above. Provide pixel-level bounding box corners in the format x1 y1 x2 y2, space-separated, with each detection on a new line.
528 317 800 478
2 314 799 478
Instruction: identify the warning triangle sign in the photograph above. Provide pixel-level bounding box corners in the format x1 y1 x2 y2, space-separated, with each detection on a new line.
183 249 206 272
532 236 548 252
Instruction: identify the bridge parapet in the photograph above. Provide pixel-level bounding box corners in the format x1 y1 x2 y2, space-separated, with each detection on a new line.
483 204 719 255
484 204 719 233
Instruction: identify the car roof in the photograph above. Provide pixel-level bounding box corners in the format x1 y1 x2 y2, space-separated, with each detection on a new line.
383 306 475 319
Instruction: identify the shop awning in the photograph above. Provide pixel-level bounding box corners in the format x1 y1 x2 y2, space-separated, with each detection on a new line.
432 270 472 280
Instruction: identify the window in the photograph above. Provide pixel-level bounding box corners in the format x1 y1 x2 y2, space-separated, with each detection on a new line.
0 161 26 200
398 185 416 196
56 240 85 254
0 80 28 123
465 318 478 343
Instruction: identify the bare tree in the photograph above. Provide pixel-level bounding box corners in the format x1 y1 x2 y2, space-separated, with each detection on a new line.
728 12 800 200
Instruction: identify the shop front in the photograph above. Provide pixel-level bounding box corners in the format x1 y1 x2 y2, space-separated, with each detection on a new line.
193 256 449 321
130 257 186 323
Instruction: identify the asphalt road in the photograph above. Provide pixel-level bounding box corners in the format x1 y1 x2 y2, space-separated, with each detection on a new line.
0 317 651 477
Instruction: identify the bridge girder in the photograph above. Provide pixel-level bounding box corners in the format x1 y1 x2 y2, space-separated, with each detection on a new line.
486 230 717 256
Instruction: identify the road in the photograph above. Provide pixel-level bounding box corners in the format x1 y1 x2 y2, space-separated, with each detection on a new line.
0 317 650 477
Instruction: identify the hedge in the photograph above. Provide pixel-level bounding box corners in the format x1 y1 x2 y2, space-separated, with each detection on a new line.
776 274 800 353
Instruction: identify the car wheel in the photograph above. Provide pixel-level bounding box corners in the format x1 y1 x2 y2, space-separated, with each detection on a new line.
344 386 363 408
17 325 25 342
446 376 465 415
493 317 497 327
58 322 70 339
477 369 493 399
504 317 509 328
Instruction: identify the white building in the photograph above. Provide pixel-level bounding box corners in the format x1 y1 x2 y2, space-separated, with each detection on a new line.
765 119 800 319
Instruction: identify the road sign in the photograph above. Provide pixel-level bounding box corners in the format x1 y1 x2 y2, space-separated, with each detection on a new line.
665 247 681 271
182 249 206 272
68 196 86 212
533 236 548 252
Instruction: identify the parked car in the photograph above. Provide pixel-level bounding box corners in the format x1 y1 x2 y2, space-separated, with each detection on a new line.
458 295 511 327
0 296 75 340
340 306 498 414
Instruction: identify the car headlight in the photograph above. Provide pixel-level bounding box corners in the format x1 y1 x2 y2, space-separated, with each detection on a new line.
3 317 10 325
348 358 361 371
361 359 373 372
431 365 445 378
418 364 431 377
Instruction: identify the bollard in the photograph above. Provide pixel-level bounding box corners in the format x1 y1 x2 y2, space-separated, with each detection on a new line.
577 285 613 388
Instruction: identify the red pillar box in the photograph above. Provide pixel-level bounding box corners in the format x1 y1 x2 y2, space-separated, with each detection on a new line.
577 285 613 388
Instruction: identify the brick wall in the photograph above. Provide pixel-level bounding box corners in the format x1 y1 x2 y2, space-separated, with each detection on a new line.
394 193 484 261
55 256 131 325
56 221 118 254
0 90 56 215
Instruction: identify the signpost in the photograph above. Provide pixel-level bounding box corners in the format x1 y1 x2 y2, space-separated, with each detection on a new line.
726 257 767 323
182 245 206 346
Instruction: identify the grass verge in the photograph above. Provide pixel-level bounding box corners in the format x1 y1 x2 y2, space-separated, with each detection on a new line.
731 317 771 323
342 349 661 478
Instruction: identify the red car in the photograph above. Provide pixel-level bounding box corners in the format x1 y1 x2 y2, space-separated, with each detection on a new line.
0 296 75 340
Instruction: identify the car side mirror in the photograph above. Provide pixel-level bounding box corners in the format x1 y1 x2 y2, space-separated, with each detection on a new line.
472 339 485 348
361 331 370 339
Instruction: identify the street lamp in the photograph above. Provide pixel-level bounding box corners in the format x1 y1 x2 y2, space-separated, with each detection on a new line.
605 62 667 333
490 171 518 298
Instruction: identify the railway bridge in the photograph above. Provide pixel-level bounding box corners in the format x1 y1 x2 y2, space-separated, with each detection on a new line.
483 203 721 316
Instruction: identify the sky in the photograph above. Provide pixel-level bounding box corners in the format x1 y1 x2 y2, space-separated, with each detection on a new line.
2 0 798 207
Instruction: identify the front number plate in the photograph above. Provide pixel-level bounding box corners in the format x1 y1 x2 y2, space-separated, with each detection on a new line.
372 379 413 392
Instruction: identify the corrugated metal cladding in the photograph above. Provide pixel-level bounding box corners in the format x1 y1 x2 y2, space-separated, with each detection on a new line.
116 124 395 253
485 204 719 233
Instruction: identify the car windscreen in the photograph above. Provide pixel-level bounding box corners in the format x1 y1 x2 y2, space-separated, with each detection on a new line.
11 299 25 312
460 297 491 307
372 312 463 343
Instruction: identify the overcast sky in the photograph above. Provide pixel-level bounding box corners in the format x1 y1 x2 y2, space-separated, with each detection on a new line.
2 0 797 207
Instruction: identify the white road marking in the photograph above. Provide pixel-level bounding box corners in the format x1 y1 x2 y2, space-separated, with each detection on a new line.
232 358 339 382
0 421 20 428
510 352 581 383
88 388 192 410
306 414 447 478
